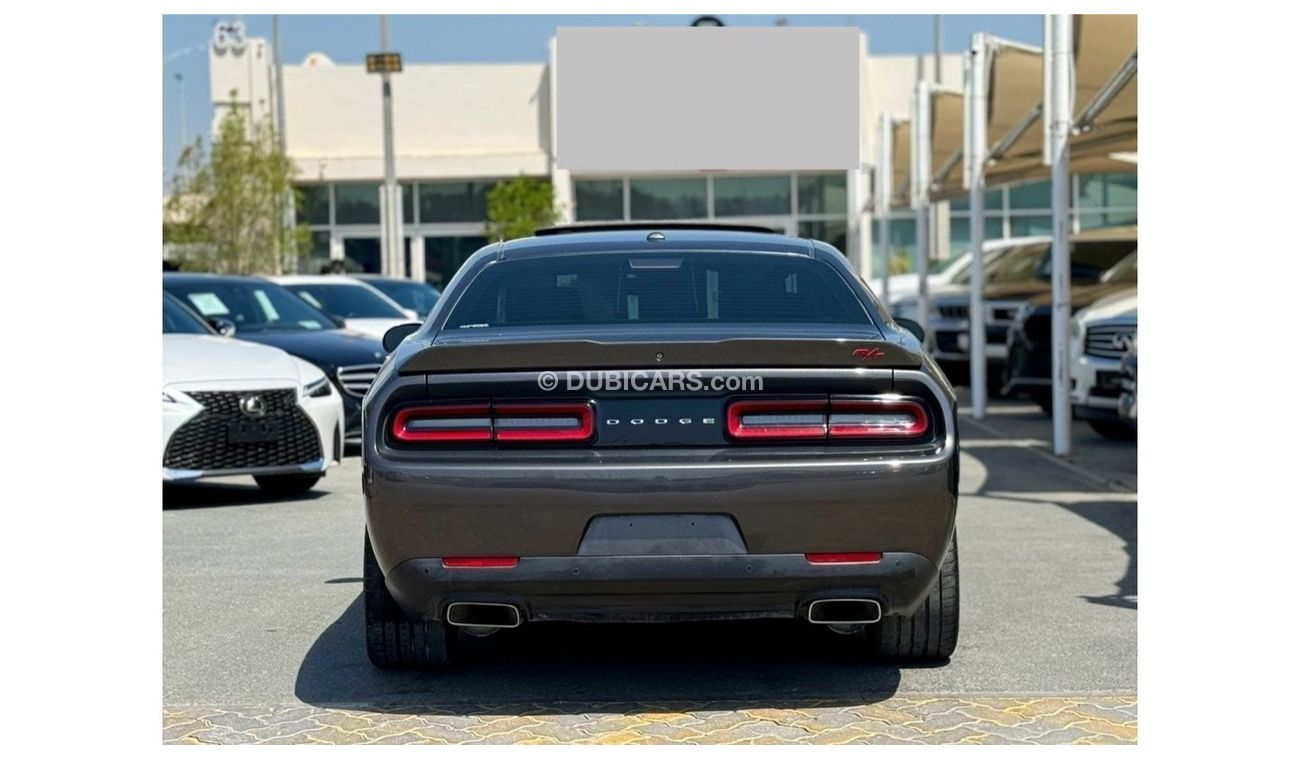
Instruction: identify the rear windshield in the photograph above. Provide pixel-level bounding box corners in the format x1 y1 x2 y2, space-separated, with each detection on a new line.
445 252 868 329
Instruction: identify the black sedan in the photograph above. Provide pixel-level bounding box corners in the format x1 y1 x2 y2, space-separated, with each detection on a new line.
163 273 388 442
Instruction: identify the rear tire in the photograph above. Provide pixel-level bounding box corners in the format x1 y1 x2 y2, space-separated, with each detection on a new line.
253 473 322 496
363 532 454 670
871 531 959 662
1087 419 1137 441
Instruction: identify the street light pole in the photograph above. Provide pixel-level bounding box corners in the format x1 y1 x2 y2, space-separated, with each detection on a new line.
379 15 403 278
911 79 932 351
1046 14 1074 456
175 73 186 147
966 34 990 419
876 112 893 306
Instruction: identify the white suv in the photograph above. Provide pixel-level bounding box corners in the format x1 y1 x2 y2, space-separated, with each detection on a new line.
1069 288 1137 440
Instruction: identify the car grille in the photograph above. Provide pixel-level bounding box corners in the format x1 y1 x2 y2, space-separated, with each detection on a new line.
937 304 969 320
163 389 321 471
336 364 382 398
1085 324 1137 359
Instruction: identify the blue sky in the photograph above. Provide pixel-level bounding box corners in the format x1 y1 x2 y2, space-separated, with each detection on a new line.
162 14 1042 185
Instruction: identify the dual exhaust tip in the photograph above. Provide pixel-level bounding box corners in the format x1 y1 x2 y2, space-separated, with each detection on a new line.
445 599 882 629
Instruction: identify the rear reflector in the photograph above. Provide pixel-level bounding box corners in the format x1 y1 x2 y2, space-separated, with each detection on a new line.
726 397 930 442
805 552 883 564
441 556 520 569
391 401 594 444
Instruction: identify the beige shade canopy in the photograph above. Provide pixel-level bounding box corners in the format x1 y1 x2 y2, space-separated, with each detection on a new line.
887 14 1137 208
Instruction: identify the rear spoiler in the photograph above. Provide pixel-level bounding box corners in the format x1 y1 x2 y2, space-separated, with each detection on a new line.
399 338 924 374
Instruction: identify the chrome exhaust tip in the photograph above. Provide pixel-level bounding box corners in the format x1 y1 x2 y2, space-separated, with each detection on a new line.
807 598 883 625
445 602 522 629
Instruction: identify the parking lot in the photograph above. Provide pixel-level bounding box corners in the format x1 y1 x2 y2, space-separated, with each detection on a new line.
162 391 1136 744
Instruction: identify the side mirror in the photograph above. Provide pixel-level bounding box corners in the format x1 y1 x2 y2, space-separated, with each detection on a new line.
382 322 421 353
208 317 237 337
894 318 925 343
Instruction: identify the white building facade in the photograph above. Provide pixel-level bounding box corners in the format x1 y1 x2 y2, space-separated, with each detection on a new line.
207 22 1136 286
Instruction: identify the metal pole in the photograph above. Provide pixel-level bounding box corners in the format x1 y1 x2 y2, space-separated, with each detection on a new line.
175 73 186 147
967 34 989 419
379 15 403 277
912 80 932 350
934 15 943 84
273 15 295 273
1046 14 1074 455
876 113 893 306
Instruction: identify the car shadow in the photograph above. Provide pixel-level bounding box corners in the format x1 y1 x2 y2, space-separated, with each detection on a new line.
162 481 327 510
965 444 1137 611
293 595 910 715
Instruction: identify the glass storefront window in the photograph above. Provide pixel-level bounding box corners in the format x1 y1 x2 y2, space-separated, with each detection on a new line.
574 180 624 221
1008 180 1051 210
629 178 706 219
1077 172 1137 211
797 220 847 255
715 176 791 216
948 215 1008 256
1077 210 1138 230
797 173 847 215
335 183 381 225
949 188 1003 214
420 181 498 223
1009 214 1052 237
424 235 490 288
872 217 918 274
297 230 332 275
297 185 330 225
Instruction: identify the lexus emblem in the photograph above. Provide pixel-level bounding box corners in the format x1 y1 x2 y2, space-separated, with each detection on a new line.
239 394 267 418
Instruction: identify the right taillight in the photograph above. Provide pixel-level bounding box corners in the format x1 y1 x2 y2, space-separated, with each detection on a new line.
828 398 929 439
725 396 930 442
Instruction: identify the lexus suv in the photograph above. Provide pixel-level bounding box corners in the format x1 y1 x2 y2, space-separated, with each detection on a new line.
361 223 960 669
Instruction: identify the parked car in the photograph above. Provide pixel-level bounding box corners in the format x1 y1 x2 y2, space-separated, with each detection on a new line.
1003 250 1137 412
901 226 1137 376
1065 288 1138 439
361 223 960 670
272 275 416 339
163 273 389 443
873 236 1046 309
354 275 442 319
1117 336 1138 425
163 293 344 495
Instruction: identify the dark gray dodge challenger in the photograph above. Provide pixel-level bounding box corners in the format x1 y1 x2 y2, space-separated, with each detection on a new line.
362 223 960 669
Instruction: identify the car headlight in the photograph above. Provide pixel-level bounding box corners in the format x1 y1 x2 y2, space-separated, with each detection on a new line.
1070 318 1082 339
304 376 333 398
163 391 179 403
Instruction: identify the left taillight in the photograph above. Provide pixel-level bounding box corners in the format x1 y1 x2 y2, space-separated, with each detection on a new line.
390 401 594 445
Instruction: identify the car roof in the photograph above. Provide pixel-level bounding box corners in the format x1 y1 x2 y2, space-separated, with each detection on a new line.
270 274 369 286
163 272 274 285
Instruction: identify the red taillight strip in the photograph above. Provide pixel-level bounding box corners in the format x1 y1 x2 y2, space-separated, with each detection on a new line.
805 552 883 564
726 399 828 440
391 404 492 443
827 398 929 439
494 402 594 443
441 556 519 569
390 402 594 444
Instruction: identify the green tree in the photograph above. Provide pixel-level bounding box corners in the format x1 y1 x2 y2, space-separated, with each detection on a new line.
164 100 307 274
486 177 559 241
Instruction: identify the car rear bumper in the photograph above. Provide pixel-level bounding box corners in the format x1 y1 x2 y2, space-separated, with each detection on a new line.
385 550 942 623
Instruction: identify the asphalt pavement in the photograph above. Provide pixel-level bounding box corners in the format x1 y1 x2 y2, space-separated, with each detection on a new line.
162 396 1136 743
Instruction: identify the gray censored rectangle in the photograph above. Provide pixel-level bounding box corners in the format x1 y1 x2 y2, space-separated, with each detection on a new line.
556 27 860 172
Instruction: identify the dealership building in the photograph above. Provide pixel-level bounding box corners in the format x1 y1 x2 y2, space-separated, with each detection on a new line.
205 23 1137 286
